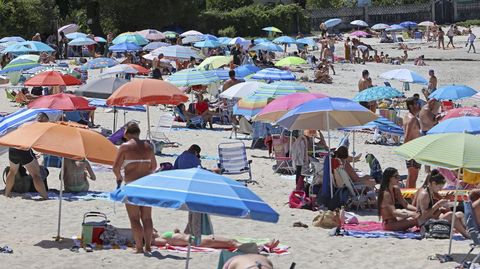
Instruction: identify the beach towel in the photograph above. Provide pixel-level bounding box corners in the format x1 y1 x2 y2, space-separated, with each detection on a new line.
23 191 110 201
159 153 220 161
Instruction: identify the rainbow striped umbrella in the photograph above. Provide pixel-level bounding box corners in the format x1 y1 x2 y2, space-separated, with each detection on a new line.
0 59 40 74
253 81 309 98
233 95 270 119
166 68 220 87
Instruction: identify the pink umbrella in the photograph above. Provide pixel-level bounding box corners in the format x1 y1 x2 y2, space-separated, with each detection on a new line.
441 107 480 121
254 92 327 123
350 31 369 38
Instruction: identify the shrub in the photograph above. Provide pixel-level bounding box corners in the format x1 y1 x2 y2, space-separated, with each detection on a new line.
218 26 237 37
456 19 480 27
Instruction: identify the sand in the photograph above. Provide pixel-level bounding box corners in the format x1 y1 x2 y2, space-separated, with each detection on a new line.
0 27 479 269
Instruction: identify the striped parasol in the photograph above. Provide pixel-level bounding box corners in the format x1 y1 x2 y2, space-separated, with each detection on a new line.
151 45 201 59
81 57 119 70
233 95 270 119
112 32 149 45
253 81 309 98
251 68 295 81
166 68 220 87
0 59 40 74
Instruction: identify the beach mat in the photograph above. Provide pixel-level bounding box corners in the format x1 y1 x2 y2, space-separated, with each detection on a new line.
159 153 219 161
23 191 110 201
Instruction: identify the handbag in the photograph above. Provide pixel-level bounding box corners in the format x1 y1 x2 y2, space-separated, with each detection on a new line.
421 219 451 239
313 209 341 229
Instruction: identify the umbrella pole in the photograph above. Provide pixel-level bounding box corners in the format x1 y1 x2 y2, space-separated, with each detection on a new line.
327 112 333 198
146 105 151 140
185 235 192 269
352 131 356 170
447 169 462 256
55 157 65 241
113 107 117 132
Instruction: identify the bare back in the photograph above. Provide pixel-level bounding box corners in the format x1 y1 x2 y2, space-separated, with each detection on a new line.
403 112 421 143
114 139 156 183
419 106 437 132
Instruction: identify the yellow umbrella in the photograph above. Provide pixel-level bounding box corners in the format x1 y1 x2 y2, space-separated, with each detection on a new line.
197 56 232 70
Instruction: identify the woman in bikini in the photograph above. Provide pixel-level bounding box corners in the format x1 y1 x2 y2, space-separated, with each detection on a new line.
413 170 469 238
113 122 157 253
378 167 432 231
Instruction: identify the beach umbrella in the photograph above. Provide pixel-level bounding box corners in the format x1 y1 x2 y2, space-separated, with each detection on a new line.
442 107 480 120
272 36 297 44
419 21 435 27
101 64 139 76
17 41 55 52
255 92 327 123
218 37 232 45
111 167 278 268
151 45 201 59
0 36 25 43
142 41 170 51
24 71 81 87
182 35 204 44
112 32 149 45
219 81 266 100
262 26 282 33
197 56 232 70
400 21 417 28
0 121 117 240
428 117 480 135
65 32 87 39
0 41 18 53
350 31 369 37
340 116 404 136
0 108 62 136
380 68 428 84
108 42 141 52
24 66 80 78
81 57 119 70
274 56 307 67
233 95 270 119
202 34 218 41
88 98 146 112
254 38 269 44
137 29 165 40
76 77 129 99
386 24 405 32
27 93 94 111
0 59 40 74
250 42 283 52
58 24 78 38
193 39 222 48
68 37 96 46
2 43 35 54
213 64 260 80
128 64 150 75
228 37 246 45
352 86 403 102
371 24 390 30
253 81 309 99
10 54 40 63
324 18 342 28
166 68 220 87
163 31 178 39
94 36 107 43
180 30 203 37
350 20 368 27
429 85 477 100
106 79 188 138
296 38 316 47
251 68 295 81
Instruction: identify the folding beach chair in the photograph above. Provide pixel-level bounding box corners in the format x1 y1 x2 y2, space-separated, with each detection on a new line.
218 141 255 184
5 89 16 102
152 113 175 144
272 134 295 174
230 117 252 140
460 201 480 268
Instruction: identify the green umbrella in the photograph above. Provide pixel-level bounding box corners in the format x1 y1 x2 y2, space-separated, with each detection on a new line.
394 133 480 171
164 31 178 39
198 56 232 70
262 26 282 33
274 56 307 67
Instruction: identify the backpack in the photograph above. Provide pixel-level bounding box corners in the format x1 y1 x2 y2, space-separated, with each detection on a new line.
288 190 311 209
3 165 49 193
421 219 451 239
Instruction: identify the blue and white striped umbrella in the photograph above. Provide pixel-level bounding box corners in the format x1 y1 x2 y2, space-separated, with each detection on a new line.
108 42 141 52
194 39 222 48
324 18 342 28
228 37 246 45
110 167 279 223
253 81 309 98
0 108 62 136
212 64 260 80
272 36 297 44
151 45 201 59
81 57 119 70
142 41 170 51
166 68 219 86
251 68 295 81
250 42 283 52
429 85 478 100
0 36 26 43
68 37 96 46
353 86 403 102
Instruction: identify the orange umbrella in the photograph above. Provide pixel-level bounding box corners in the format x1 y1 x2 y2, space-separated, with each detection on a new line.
128 64 150 75
24 70 82 86
106 78 188 138
0 121 117 240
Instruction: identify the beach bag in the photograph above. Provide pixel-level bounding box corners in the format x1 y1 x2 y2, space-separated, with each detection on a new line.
3 165 49 193
187 116 204 129
81 212 109 245
289 190 311 209
43 154 62 168
313 209 341 229
421 219 451 239
159 162 173 171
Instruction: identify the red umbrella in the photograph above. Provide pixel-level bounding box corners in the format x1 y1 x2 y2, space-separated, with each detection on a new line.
24 70 82 86
442 107 480 121
128 64 150 75
28 93 95 111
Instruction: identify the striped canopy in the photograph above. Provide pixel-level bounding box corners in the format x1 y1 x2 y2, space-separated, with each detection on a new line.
0 108 62 136
81 57 119 70
151 45 201 59
253 81 309 98
233 95 270 119
166 68 219 87
0 59 40 74
353 86 403 102
251 68 295 81
112 32 149 45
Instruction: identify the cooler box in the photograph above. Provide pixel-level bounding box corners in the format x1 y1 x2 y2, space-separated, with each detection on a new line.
81 212 108 245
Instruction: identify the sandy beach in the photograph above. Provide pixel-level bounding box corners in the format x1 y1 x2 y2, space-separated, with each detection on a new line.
0 28 479 269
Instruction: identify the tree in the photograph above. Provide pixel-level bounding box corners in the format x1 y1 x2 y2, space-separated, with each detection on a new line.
206 0 254 11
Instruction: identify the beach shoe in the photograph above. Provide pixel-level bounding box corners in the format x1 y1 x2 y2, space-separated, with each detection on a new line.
0 246 13 254
85 244 94 253
293 221 308 228
70 245 80 253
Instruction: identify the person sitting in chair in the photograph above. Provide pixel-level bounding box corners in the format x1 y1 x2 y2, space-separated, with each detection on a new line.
63 159 96 193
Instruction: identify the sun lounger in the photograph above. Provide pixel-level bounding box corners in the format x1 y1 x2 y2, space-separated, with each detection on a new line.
460 201 480 268
218 141 255 184
152 113 175 144
5 89 16 102
272 134 295 174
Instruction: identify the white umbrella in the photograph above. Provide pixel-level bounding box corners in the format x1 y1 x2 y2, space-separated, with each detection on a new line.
137 29 165 40
142 53 156 61
380 68 428 85
182 35 204 44
219 81 266 99
350 20 368 27
371 23 390 30
180 30 203 37
151 45 202 59
58 23 78 39
68 37 96 46
229 37 246 45
101 64 138 76
419 21 434 27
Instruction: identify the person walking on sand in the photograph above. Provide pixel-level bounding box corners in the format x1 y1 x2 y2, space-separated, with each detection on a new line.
403 97 422 188
467 29 476 53
113 122 157 253
446 25 455 48
438 27 445 50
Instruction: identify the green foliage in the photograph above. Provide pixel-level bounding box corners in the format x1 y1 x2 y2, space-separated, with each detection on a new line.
456 19 480 27
371 0 429 5
218 26 237 37
306 0 355 9
206 0 254 11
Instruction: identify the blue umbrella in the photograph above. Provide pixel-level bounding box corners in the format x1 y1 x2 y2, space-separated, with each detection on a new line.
250 42 283 52
18 41 55 52
341 116 404 136
110 167 279 223
65 32 87 39
229 37 246 45
193 39 221 48
272 36 297 44
0 108 62 136
213 64 260 80
218 37 232 45
380 68 428 84
88 99 146 112
386 24 406 32
0 59 40 74
429 85 478 100
324 18 342 28
296 37 316 47
0 36 26 43
400 21 417 28
428 117 480 135
142 41 170 51
108 42 141 52
81 57 119 70
353 86 403 102
254 38 269 44
251 68 295 81
2 43 35 54
68 37 96 46
202 34 218 41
